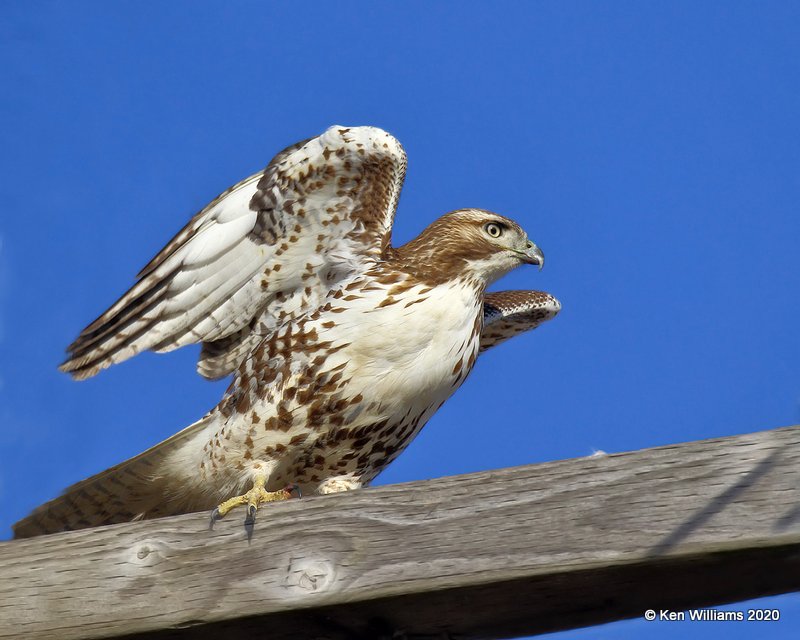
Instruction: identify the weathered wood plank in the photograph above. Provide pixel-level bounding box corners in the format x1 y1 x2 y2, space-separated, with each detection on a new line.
1 425 799 640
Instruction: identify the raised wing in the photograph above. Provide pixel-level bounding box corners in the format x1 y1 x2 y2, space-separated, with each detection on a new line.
480 290 561 352
60 126 407 380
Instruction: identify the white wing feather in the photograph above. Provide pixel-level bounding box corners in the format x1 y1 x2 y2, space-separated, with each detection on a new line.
61 126 407 379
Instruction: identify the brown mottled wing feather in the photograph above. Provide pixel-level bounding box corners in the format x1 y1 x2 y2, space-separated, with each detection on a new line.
480 290 561 352
60 126 407 380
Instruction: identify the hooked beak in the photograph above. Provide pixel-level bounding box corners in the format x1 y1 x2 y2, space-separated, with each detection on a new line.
519 241 544 270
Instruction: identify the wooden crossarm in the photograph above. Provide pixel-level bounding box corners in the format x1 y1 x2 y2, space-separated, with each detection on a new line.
2 425 799 639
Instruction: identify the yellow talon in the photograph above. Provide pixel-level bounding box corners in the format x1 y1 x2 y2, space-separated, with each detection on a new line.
212 474 293 521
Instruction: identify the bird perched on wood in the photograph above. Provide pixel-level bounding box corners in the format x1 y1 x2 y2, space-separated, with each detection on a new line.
13 126 560 538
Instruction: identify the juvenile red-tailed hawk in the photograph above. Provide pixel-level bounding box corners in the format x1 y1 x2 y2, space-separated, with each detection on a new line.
14 126 560 538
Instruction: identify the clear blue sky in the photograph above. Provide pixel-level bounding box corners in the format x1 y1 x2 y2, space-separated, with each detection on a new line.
2 2 798 638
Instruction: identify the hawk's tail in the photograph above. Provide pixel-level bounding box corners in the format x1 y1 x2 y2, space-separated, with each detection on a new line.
13 414 214 539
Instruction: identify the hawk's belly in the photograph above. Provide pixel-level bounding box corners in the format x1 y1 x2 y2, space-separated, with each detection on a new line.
204 280 483 496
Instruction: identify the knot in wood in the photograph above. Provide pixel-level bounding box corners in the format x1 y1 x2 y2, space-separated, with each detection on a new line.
284 556 335 593
126 539 165 567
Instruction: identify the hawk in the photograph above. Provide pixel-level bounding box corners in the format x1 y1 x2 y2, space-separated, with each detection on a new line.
14 126 560 538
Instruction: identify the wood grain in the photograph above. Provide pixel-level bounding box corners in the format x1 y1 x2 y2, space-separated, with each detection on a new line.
2 425 799 639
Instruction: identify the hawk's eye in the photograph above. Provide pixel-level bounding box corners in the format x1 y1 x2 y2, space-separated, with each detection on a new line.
484 222 503 238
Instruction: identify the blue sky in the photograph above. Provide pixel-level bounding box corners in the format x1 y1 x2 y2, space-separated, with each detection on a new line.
2 2 799 638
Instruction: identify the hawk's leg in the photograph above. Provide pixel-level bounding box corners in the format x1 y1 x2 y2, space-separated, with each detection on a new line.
317 474 363 494
210 473 296 529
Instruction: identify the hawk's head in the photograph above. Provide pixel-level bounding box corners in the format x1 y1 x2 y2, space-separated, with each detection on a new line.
399 208 544 286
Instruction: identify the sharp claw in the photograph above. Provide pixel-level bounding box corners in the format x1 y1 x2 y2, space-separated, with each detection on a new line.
286 483 302 499
209 507 220 530
213 480 295 537
244 505 257 542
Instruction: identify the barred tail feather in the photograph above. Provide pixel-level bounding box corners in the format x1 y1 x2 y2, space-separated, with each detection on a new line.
13 415 214 539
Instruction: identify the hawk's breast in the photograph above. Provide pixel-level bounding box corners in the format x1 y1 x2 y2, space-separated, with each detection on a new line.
196 276 485 495
321 279 483 411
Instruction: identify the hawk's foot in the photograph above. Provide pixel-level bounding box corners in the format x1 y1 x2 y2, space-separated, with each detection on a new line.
209 475 298 529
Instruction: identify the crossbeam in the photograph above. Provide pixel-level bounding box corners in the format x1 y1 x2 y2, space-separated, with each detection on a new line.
2 425 799 639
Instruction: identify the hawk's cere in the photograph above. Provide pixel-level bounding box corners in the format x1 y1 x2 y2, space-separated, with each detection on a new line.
14 126 560 538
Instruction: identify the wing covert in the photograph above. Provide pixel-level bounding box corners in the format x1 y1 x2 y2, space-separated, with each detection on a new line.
61 125 407 380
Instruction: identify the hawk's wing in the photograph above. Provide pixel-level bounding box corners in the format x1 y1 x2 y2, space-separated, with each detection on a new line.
480 290 561 352
61 126 407 380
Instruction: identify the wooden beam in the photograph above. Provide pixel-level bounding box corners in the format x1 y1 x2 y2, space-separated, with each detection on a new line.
2 425 799 640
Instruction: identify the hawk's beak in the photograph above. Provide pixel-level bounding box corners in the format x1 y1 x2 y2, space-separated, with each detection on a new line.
520 242 544 270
